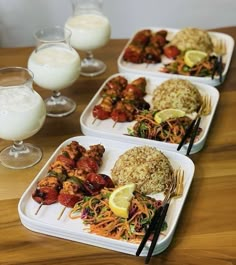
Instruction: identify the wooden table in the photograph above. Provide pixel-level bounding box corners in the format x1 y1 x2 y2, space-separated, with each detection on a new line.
0 27 235 265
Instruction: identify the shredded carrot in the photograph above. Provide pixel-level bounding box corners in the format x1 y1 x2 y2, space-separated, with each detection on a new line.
161 54 218 77
129 111 202 144
69 188 164 242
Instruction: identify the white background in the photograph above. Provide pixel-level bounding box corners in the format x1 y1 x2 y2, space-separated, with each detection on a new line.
0 0 235 47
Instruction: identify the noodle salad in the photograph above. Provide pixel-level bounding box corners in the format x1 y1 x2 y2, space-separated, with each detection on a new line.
69 188 166 242
160 54 218 77
127 110 202 144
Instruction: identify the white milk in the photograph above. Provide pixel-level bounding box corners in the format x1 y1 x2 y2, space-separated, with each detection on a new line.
65 14 111 51
28 44 80 91
0 86 46 141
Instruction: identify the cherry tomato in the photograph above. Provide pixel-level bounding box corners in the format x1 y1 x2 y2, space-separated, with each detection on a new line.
86 172 106 186
92 105 110 120
164 45 181 59
58 193 83 208
83 173 114 195
111 109 128 122
76 157 99 173
56 154 75 168
32 187 58 205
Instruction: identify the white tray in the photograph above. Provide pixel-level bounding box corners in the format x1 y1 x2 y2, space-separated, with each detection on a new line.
117 27 235 86
80 73 220 155
18 136 195 256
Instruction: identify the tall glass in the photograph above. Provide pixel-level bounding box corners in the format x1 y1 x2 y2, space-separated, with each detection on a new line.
0 67 46 169
28 26 81 117
65 0 111 77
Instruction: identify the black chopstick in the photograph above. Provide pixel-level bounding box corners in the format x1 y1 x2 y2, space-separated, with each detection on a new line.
211 56 223 83
186 117 201 156
136 201 170 264
218 56 223 83
145 203 170 264
211 56 218 80
136 205 164 256
177 118 197 151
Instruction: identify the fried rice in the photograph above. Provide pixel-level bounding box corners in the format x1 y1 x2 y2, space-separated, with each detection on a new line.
170 27 213 53
111 146 173 194
152 78 202 113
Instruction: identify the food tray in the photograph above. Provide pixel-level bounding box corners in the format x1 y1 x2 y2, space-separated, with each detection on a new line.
80 73 220 155
18 135 195 256
117 27 235 86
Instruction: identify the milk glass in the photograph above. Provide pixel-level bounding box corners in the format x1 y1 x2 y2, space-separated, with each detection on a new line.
28 26 81 117
65 0 111 77
0 67 46 169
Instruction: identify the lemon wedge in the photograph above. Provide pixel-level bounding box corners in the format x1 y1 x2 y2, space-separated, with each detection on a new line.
154 108 186 123
109 183 135 218
184 50 208 67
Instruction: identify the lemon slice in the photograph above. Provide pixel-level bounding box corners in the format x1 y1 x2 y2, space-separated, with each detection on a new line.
154 108 186 123
109 183 135 218
184 50 208 67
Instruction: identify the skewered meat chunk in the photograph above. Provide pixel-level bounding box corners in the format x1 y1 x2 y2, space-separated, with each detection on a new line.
32 187 59 205
58 179 83 208
83 144 105 166
49 141 87 172
122 84 145 100
93 104 111 120
32 141 108 211
61 141 86 160
123 44 144 64
92 76 150 123
111 101 134 122
93 76 129 120
60 179 81 195
32 176 62 205
150 31 167 48
99 96 114 113
102 75 128 95
143 45 162 63
123 29 168 64
76 157 99 173
130 77 147 93
37 176 61 190
142 32 167 63
131 29 152 46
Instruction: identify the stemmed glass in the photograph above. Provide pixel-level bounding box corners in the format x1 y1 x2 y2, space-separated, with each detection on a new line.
28 26 81 117
0 67 46 169
65 0 111 77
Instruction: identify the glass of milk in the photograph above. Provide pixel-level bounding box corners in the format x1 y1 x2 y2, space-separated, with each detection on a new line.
65 0 111 77
0 67 46 169
28 26 81 117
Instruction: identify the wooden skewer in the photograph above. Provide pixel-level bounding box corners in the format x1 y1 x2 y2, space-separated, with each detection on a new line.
35 202 44 215
92 117 97 124
57 206 67 220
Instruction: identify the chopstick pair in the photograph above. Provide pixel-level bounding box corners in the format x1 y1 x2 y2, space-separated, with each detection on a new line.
177 116 201 156
211 55 223 83
136 199 170 264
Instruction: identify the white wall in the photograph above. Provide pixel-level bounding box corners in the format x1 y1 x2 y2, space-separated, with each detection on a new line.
0 0 235 47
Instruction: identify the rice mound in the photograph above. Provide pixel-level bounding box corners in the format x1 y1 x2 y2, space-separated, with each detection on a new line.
152 78 202 113
111 146 173 194
170 27 213 53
